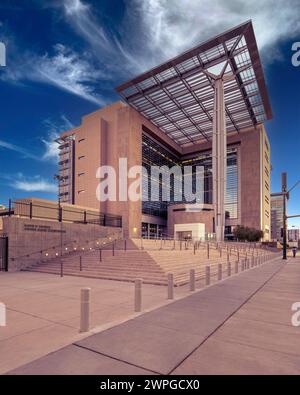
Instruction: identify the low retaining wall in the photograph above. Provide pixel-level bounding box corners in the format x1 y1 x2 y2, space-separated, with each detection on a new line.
2 216 122 271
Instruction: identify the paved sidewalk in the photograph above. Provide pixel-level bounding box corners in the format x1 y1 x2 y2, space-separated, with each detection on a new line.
0 272 188 374
8 256 299 375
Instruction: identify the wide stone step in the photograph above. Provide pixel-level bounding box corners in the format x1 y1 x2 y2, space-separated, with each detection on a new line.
31 264 166 277
28 267 168 286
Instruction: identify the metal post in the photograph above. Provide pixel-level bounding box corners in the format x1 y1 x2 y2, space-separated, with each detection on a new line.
235 261 239 274
59 206 63 222
190 269 196 291
247 258 250 270
205 266 210 286
112 242 115 256
80 288 91 332
80 255 82 271
134 279 142 312
124 239 127 251
207 243 210 259
217 263 222 281
99 249 102 262
167 273 174 299
227 262 231 277
60 257 63 277
282 174 287 260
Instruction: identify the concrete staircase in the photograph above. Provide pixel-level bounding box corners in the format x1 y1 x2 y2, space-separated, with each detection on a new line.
25 238 277 286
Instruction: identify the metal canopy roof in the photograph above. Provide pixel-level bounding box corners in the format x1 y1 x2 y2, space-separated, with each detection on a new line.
116 21 272 147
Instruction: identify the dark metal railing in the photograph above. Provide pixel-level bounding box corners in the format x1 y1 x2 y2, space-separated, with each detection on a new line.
2 199 122 228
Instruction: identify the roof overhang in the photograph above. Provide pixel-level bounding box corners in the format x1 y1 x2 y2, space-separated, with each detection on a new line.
116 20 272 148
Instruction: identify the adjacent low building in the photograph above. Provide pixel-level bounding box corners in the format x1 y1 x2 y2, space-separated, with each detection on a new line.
288 228 300 242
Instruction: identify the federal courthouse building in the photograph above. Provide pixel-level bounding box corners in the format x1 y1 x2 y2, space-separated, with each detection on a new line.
57 21 272 242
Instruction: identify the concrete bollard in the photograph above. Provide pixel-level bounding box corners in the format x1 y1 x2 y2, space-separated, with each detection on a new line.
227 262 231 277
235 261 239 274
134 279 142 312
205 266 210 286
80 288 91 333
167 273 174 299
217 264 222 281
190 269 196 292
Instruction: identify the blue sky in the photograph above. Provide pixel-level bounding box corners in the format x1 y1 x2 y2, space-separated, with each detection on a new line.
0 0 299 227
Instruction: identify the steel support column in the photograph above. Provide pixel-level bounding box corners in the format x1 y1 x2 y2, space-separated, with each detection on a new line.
212 78 227 242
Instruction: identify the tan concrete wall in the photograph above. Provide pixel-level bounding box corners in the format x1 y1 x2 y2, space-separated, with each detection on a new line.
239 128 262 230
167 204 214 237
261 125 271 241
3 217 121 271
13 198 104 223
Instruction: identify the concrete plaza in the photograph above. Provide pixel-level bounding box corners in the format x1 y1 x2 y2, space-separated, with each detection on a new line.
4 256 300 375
0 272 189 374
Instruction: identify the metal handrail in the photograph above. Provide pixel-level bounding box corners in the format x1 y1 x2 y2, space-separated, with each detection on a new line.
10 229 123 262
3 199 123 228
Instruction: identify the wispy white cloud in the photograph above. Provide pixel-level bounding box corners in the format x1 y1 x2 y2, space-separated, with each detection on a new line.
63 0 111 53
33 44 106 106
0 139 40 160
1 39 107 106
62 0 146 74
0 115 74 163
12 174 57 193
41 115 75 162
59 0 300 79
126 0 300 65
0 173 57 193
2 0 300 107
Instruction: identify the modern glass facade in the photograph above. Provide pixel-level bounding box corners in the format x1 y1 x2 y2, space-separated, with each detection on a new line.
142 133 238 220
